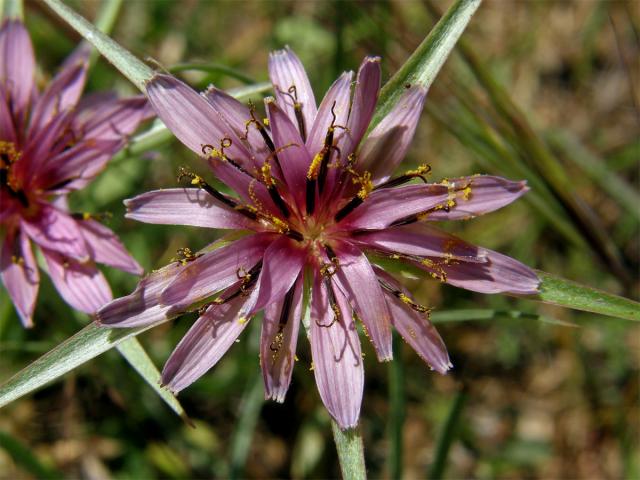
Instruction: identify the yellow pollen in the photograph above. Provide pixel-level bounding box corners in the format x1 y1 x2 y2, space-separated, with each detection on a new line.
307 152 323 180
262 118 269 126
238 316 249 325
260 162 275 187
462 186 472 200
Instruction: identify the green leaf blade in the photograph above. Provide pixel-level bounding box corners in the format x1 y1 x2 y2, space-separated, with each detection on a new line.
0 322 152 409
530 271 640 321
370 0 482 132
116 337 189 421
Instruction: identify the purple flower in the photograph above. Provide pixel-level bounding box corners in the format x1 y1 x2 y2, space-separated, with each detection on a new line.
0 19 152 327
98 48 539 429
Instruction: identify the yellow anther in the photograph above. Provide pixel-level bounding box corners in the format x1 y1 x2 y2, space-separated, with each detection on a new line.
238 316 248 325
462 186 472 200
262 118 269 126
405 163 432 177
307 152 323 180
260 162 275 187
355 171 373 200
399 293 412 305
269 215 290 233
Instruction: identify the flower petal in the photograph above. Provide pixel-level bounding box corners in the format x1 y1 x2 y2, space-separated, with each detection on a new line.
146 74 249 162
21 204 88 260
310 271 364 430
306 71 353 155
37 139 122 192
268 47 317 137
353 224 487 263
0 85 17 142
29 46 89 136
97 262 184 327
161 291 256 393
77 96 153 141
375 268 451 374
203 86 269 164
338 183 449 230
42 248 111 314
422 176 529 221
344 56 381 154
77 219 143 275
417 247 540 294
0 19 35 120
332 241 393 361
265 98 311 208
0 230 39 327
357 86 427 183
251 236 306 313
260 275 303 403
161 233 274 308
124 188 257 230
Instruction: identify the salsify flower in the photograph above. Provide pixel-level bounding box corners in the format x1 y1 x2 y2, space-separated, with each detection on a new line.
98 48 539 429
0 19 151 326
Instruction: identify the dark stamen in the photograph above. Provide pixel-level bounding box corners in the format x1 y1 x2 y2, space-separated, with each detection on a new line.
334 195 363 222
285 229 304 242
267 187 291 219
305 178 316 215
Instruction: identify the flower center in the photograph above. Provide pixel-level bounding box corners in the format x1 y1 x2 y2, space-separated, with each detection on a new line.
0 141 30 209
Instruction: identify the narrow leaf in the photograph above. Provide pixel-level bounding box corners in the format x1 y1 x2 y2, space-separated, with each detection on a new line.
116 337 189 421
370 0 482 131
0 322 156 409
529 271 640 321
0 430 63 479
42 0 153 90
369 254 639 322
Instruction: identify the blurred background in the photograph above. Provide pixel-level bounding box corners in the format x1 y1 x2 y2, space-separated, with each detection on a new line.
1 0 638 478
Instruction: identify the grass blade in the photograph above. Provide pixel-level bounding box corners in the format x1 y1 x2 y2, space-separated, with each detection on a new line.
388 334 405 479
229 371 264 480
0 322 157 409
528 271 640 321
116 337 189 422
427 386 468 479
370 0 482 131
0 430 63 479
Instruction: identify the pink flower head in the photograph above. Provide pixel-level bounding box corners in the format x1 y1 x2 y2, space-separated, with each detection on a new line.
0 19 152 326
98 48 539 429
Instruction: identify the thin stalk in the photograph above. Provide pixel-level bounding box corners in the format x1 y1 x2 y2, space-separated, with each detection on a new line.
331 421 367 480
428 386 468 480
229 371 264 480
388 334 405 479
42 0 153 91
0 0 22 19
169 63 255 85
89 0 123 67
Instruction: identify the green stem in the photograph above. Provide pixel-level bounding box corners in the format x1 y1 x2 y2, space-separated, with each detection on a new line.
388 334 405 479
428 386 468 480
42 0 153 91
1 0 22 19
229 372 264 480
169 63 256 85
89 0 123 67
331 421 367 480
370 0 482 132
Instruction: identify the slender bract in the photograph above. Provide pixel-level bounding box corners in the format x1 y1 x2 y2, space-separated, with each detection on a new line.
0 19 151 326
98 48 538 429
